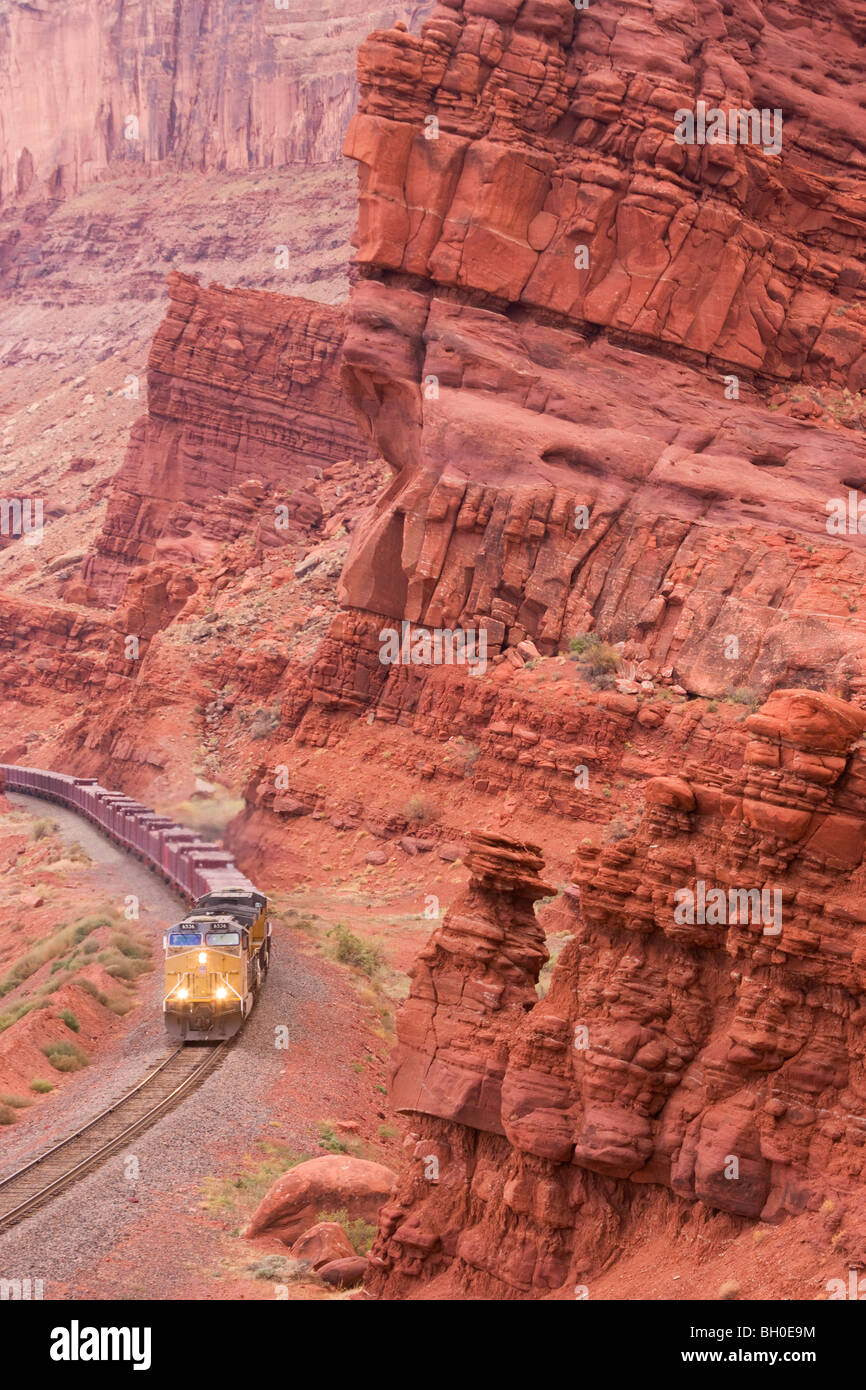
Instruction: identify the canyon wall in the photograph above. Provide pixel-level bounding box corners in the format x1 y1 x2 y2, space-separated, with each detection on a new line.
0 0 433 205
82 271 369 601
313 0 866 713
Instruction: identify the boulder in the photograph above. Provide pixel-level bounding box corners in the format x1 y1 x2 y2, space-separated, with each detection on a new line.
318 1256 368 1289
245 1155 397 1245
289 1221 354 1270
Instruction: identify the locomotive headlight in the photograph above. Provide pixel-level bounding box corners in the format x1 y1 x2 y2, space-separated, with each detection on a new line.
215 986 228 1000
177 987 189 1000
198 952 207 964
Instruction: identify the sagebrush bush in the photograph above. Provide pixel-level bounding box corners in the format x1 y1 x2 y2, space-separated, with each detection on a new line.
42 1040 89 1072
568 632 620 688
109 932 150 960
317 1123 350 1154
329 924 383 977
0 912 113 998
30 818 57 842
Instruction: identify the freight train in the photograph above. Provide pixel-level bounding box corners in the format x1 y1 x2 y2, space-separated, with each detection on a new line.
0 764 271 1042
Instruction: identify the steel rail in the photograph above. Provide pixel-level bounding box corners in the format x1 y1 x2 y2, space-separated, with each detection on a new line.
0 1040 232 1232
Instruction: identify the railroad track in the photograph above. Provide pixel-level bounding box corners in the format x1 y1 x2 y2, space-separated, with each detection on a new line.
0 1041 231 1232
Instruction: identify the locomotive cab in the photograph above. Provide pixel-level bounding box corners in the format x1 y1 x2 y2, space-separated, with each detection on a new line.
163 912 258 1042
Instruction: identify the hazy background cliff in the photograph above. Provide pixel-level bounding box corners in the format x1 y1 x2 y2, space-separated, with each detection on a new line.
0 0 430 204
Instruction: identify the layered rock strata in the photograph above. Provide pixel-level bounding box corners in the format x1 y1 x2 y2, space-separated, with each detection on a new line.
368 690 866 1297
317 0 866 708
83 272 369 601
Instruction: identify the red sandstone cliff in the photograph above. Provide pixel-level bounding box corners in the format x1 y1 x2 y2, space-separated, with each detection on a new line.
0 0 433 205
3 0 866 1306
82 272 369 601
310 0 866 712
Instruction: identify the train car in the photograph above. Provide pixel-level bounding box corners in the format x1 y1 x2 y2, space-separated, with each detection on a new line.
182 850 235 902
163 889 271 1041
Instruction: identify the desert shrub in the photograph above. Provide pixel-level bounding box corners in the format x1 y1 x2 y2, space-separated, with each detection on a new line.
0 1092 32 1108
249 704 281 740
317 1124 349 1155
77 979 108 1005
603 816 639 844
568 632 620 689
106 995 134 1016
317 1207 378 1256
109 932 150 960
402 794 438 825
59 1008 80 1032
250 1255 304 1282
41 1040 89 1072
74 913 115 932
0 1001 34 1032
0 1104 16 1125
729 687 760 709
0 914 111 997
30 818 57 841
97 947 152 981
329 924 383 977
29 1078 54 1094
201 1143 311 1217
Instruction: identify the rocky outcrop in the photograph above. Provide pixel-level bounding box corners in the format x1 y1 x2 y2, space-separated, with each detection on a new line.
0 593 113 704
0 0 433 205
368 690 866 1298
318 1 866 708
83 272 369 601
390 832 553 1131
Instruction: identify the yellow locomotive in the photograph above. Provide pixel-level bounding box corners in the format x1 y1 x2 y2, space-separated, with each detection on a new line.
163 889 271 1041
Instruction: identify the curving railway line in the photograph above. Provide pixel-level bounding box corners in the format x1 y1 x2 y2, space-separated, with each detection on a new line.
0 1043 232 1232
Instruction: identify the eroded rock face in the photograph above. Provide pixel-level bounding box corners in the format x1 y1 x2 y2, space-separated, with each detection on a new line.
368 691 866 1297
0 0 434 205
323 1 866 707
83 272 368 601
391 832 553 1132
348 0 865 382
